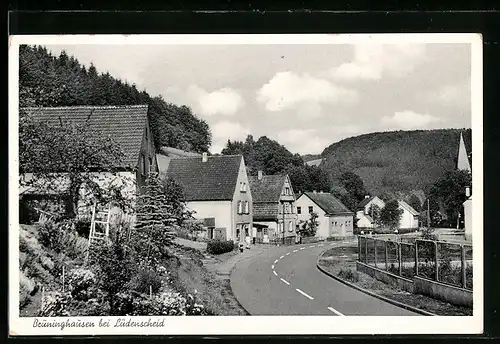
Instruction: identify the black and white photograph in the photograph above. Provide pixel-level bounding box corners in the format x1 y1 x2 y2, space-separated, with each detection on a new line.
9 34 483 335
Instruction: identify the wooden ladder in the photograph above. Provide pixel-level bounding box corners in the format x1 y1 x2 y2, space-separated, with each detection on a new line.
86 201 111 262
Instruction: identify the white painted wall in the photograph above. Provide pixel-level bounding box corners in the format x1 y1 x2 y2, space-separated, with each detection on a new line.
187 200 232 240
463 197 472 238
357 215 373 228
295 194 329 240
398 205 419 228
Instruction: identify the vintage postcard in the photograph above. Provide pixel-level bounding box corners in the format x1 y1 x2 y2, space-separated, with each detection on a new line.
9 33 483 336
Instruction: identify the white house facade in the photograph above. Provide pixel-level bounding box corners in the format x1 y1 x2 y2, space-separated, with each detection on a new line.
397 200 420 229
296 191 354 240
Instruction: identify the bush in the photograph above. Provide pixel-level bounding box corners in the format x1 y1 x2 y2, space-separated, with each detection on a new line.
337 268 359 282
206 239 234 255
38 291 71 317
37 220 64 252
19 271 36 308
130 290 211 316
67 268 97 301
19 199 39 225
128 268 163 295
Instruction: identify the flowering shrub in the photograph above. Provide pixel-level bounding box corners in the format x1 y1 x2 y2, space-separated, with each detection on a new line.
130 291 211 316
128 268 163 295
67 268 97 301
38 291 71 317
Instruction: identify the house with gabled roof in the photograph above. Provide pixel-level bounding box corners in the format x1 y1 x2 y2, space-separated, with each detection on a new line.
356 195 385 220
19 105 157 221
295 191 354 240
248 171 297 244
161 154 252 243
397 200 419 229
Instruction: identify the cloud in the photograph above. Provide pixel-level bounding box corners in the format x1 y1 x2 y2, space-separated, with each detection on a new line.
381 110 442 130
210 121 251 153
187 85 245 116
331 44 426 81
274 129 332 155
421 80 471 109
256 71 359 112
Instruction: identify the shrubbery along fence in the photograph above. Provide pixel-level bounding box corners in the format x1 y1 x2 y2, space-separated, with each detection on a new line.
358 235 473 290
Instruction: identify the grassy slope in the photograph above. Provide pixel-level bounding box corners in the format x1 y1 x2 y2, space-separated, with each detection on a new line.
320 128 471 197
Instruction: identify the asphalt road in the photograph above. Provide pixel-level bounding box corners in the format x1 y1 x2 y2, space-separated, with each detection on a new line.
230 242 419 316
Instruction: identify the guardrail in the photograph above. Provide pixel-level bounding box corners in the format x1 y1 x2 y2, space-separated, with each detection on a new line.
358 235 473 290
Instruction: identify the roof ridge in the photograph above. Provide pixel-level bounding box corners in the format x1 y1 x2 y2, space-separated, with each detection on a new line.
21 104 149 110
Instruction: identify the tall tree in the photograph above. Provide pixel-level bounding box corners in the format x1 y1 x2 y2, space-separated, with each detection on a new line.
428 170 472 228
380 200 403 230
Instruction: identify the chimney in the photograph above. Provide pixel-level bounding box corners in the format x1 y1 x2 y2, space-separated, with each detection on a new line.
202 152 208 163
465 186 471 197
258 170 263 180
365 195 370 199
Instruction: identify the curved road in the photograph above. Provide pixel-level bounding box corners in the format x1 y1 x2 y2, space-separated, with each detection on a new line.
231 242 419 316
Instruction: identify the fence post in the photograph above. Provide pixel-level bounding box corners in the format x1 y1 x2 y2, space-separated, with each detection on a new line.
365 237 368 263
374 239 378 268
358 236 361 262
384 240 388 271
434 241 439 282
461 245 467 288
415 241 419 276
398 243 402 276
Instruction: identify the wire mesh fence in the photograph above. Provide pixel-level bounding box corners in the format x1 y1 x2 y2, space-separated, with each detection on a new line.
357 235 472 290
400 242 416 278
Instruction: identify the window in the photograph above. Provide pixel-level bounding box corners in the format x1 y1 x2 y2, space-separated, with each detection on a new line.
149 157 153 173
240 182 247 192
308 206 313 213
297 206 302 214
285 187 290 195
263 228 268 236
244 201 249 214
236 226 241 241
237 201 242 214
244 225 249 237
288 221 293 232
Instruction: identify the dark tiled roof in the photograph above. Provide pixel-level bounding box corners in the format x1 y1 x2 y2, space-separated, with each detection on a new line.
248 174 287 203
22 105 149 169
302 192 353 215
164 155 243 201
253 202 279 221
357 196 376 210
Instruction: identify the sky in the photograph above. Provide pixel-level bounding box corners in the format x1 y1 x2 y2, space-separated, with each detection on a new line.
45 42 472 155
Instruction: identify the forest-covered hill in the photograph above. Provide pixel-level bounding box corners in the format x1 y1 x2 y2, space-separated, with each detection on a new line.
320 129 472 198
19 45 211 153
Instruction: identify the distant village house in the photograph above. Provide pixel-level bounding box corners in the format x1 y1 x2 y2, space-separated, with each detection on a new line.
295 191 354 240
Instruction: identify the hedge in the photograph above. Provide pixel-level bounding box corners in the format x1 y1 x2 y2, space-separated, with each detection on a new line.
206 240 235 255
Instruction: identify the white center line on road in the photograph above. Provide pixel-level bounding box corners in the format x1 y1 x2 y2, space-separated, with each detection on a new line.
273 270 278 276
272 265 275 269
296 288 314 300
328 307 345 316
280 278 290 285
293 249 298 252
300 247 305 250
274 260 279 264
286 252 290 256
280 255 284 259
